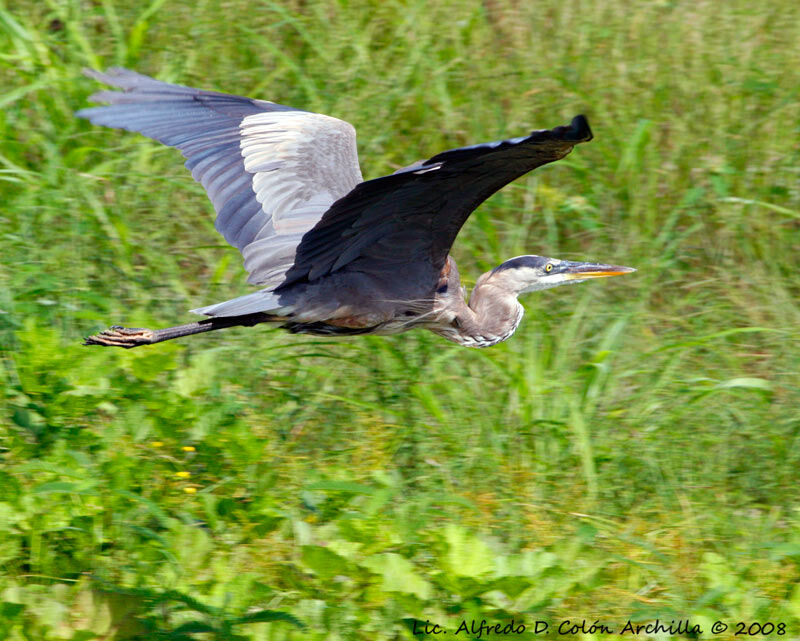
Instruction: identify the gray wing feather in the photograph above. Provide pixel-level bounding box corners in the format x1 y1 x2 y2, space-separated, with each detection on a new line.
77 68 363 295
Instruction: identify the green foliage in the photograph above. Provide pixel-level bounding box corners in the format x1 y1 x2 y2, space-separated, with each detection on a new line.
1 0 800 638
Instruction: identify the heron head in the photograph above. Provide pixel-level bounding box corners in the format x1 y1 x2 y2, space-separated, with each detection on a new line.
489 255 636 296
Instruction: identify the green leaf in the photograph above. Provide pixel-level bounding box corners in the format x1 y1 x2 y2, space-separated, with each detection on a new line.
0 602 24 619
362 553 432 599
301 545 350 579
443 525 494 579
714 377 772 392
33 481 78 493
172 621 216 633
231 610 305 627
720 197 800 220
32 480 98 495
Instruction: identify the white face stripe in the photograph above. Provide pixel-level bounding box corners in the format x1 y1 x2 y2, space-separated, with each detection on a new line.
519 270 576 293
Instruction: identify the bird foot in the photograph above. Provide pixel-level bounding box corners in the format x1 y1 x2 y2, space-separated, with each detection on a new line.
83 325 155 348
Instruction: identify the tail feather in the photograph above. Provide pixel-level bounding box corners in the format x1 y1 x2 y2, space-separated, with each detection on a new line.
190 289 289 317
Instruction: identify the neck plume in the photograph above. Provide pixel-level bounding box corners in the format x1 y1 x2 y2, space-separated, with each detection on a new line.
433 271 524 348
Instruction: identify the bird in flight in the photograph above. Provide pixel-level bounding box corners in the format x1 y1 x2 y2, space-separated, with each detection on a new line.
78 68 634 349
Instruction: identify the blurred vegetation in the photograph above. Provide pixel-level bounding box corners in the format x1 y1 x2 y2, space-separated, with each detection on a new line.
1 0 800 638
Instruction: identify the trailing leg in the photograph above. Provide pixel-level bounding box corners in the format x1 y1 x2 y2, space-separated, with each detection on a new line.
83 313 273 348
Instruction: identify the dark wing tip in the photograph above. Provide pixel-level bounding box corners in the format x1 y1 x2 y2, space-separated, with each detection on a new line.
424 114 594 166
567 114 592 142
530 114 592 144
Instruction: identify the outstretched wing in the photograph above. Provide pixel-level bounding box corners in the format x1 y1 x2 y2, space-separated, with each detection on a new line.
76 68 362 288
279 115 593 290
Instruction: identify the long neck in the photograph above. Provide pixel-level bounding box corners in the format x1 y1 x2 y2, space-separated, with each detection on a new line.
435 278 524 348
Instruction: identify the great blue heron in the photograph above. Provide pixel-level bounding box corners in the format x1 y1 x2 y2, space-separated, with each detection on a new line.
78 68 634 349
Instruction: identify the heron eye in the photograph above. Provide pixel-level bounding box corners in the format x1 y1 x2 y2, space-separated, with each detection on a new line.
545 263 554 273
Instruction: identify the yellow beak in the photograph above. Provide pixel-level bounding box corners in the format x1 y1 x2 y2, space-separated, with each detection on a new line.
562 263 637 280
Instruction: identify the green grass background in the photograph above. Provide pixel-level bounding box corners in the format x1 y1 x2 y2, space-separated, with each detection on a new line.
1 0 799 638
